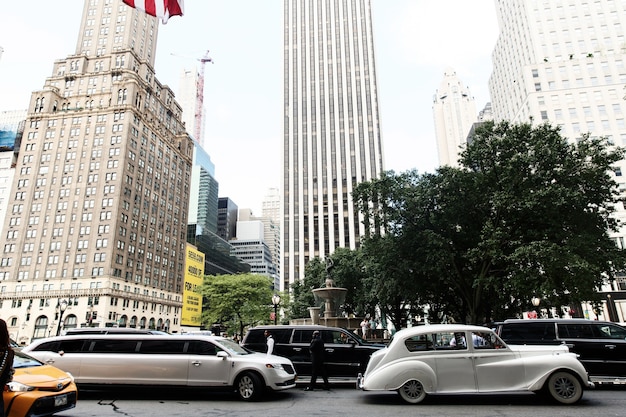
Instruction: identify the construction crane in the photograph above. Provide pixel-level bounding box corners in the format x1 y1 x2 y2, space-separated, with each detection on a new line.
171 50 213 144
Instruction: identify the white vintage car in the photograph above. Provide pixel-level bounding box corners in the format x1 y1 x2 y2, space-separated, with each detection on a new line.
357 324 593 404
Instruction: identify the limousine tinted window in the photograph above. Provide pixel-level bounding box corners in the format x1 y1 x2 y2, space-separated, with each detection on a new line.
138 339 187 354
32 339 87 353
187 340 219 355
91 339 138 353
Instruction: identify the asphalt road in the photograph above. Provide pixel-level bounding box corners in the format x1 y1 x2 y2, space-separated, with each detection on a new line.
52 384 626 417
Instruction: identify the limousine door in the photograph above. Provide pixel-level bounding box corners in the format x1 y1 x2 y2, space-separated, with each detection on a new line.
186 340 232 386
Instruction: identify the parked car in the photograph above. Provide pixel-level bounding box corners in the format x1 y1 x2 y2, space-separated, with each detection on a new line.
4 349 77 417
22 334 296 401
357 324 593 405
242 325 385 380
495 319 626 384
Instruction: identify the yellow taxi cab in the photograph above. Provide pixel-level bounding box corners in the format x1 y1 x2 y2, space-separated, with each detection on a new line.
3 349 77 417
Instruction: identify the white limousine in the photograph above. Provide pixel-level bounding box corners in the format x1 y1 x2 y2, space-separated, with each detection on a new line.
22 334 297 401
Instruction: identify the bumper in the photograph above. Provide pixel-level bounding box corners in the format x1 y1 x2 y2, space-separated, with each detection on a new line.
5 390 77 417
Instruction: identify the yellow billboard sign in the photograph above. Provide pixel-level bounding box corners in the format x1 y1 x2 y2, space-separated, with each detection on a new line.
182 244 204 326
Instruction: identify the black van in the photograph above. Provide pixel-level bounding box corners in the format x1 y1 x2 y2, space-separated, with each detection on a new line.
242 325 385 380
495 319 626 384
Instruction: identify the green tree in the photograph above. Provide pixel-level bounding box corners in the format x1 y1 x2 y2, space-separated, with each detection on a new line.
355 121 626 325
286 259 321 320
201 273 274 338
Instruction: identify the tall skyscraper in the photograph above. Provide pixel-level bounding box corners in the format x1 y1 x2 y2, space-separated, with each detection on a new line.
178 68 205 144
488 0 626 315
433 68 477 167
282 0 385 290
0 0 194 342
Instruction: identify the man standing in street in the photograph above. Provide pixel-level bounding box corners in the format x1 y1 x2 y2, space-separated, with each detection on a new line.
264 330 275 356
305 330 329 391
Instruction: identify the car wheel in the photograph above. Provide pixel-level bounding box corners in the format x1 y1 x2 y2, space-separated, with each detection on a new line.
397 379 427 404
235 372 264 401
545 371 583 404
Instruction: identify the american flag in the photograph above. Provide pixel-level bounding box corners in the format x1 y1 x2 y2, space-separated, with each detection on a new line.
122 0 184 24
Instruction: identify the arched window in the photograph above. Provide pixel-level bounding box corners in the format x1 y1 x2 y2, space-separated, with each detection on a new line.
119 315 128 327
33 315 49 340
139 316 146 329
64 314 78 331
148 318 156 330
130 316 137 328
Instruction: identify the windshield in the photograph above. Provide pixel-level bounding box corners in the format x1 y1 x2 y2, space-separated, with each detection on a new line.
216 338 250 355
13 350 43 369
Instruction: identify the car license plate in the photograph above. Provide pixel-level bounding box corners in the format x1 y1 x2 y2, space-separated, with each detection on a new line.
54 394 67 407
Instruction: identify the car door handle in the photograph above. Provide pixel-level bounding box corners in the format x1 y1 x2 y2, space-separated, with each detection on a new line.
325 348 334 353
565 343 575 349
45 359 56 365
293 347 302 352
605 344 616 350
191 361 202 367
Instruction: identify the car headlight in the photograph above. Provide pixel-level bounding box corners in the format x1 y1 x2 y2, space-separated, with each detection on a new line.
266 363 285 371
6 381 35 392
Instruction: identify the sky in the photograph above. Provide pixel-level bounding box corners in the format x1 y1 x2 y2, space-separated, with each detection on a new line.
0 0 499 214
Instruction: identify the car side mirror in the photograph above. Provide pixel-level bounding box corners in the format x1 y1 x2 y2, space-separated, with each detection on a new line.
217 351 228 359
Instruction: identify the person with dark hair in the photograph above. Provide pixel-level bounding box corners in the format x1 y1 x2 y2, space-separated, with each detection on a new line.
0 318 15 417
304 330 329 391
264 330 274 356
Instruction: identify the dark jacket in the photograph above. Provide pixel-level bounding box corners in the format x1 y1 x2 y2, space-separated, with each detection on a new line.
309 334 325 363
0 348 14 386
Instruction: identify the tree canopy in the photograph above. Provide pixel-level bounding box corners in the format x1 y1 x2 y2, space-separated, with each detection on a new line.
201 273 275 337
353 120 626 325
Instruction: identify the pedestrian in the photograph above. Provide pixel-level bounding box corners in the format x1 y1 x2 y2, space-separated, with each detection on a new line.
0 319 15 417
360 318 369 339
264 330 275 356
304 330 329 391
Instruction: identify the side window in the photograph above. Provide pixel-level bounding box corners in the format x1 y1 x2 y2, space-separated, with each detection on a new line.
273 329 293 344
321 330 335 344
502 322 556 341
471 332 494 349
432 331 456 349
244 330 266 344
293 330 314 343
594 324 626 339
138 340 186 354
329 330 352 344
187 341 219 355
32 340 61 352
59 339 88 353
450 332 469 349
558 324 594 338
90 339 138 353
404 334 434 352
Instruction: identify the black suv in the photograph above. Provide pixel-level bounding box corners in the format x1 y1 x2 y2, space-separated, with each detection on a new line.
495 319 626 384
241 325 385 379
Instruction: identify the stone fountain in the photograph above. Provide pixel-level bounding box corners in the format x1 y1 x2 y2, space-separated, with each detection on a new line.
291 258 359 329
312 259 347 318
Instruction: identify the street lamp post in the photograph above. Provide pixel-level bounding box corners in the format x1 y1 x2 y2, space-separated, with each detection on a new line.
271 294 281 325
56 299 68 336
528 296 541 319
